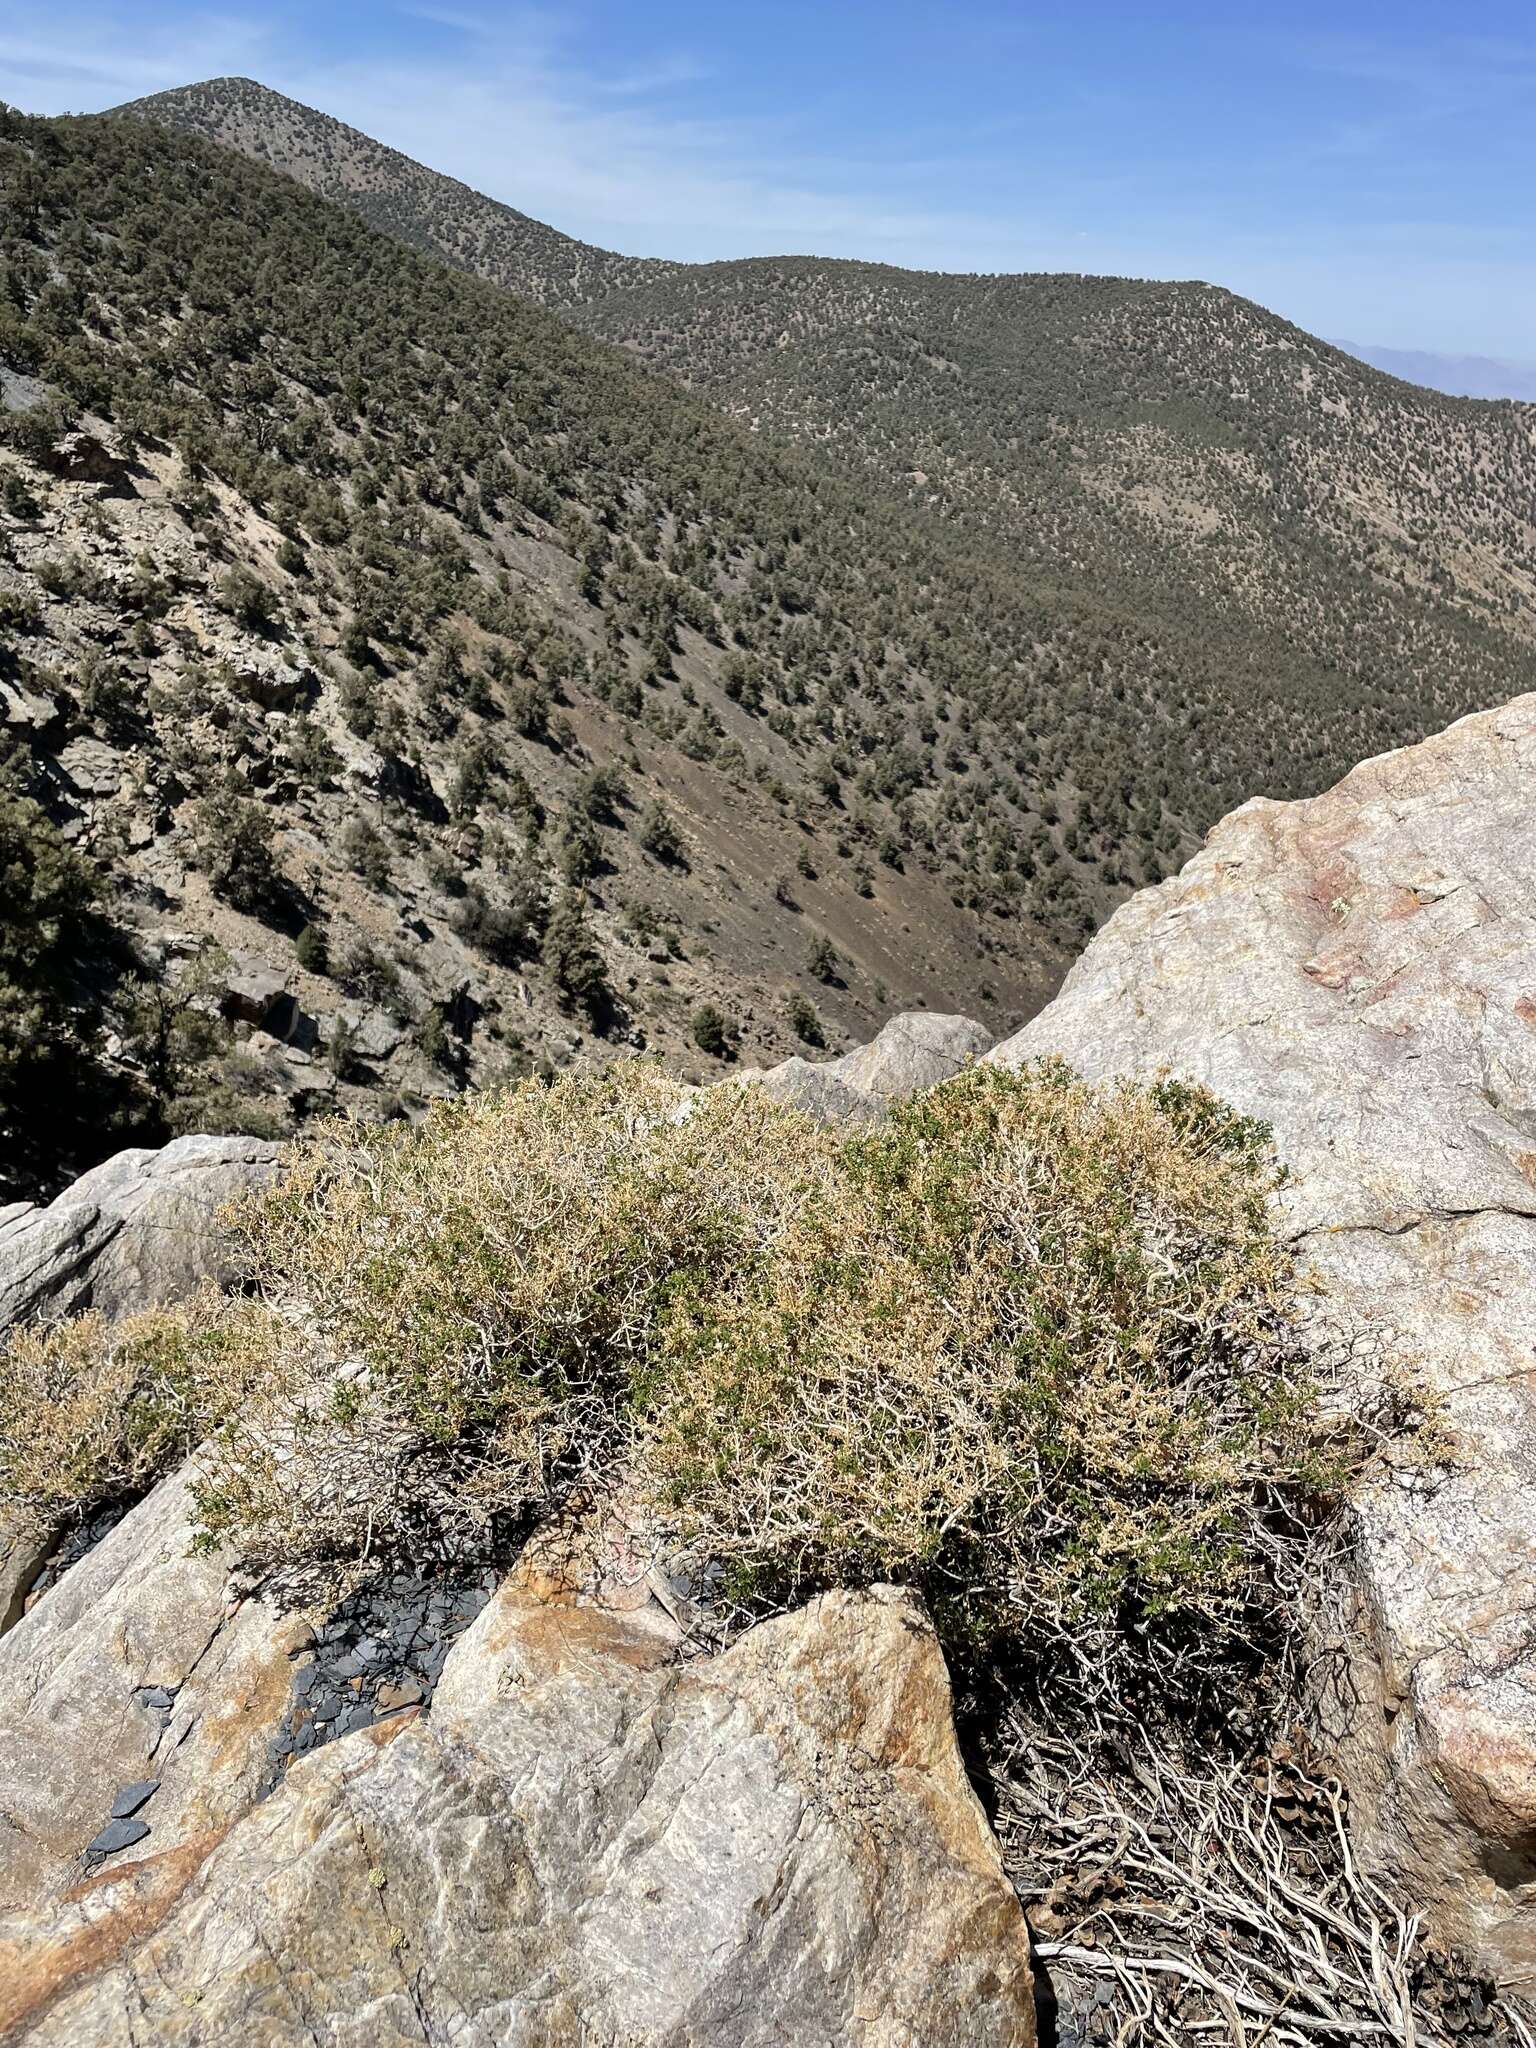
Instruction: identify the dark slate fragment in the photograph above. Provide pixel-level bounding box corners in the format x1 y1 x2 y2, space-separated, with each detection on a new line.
109 1779 160 1819
87 1816 150 1857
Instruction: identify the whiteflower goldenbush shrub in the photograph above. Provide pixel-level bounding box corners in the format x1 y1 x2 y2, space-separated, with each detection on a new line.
191 1063 826 1564
0 1061 1368 1695
0 1294 271 1539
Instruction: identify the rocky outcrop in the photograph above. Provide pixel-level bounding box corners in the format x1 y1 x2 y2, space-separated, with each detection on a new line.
0 1468 1035 2046
0 1466 304 1915
0 1133 279 1331
830 1010 991 1099
42 425 131 488
993 693 1536 1988
746 1009 989 1123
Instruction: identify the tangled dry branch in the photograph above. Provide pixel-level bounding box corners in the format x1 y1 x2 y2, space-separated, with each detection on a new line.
991 1724 1535 2046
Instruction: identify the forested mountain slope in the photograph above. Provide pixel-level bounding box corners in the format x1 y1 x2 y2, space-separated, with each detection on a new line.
7 84 1536 1196
0 105 1104 1193
117 78 1536 822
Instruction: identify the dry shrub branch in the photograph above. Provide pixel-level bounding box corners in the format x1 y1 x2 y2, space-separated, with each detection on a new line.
992 1722 1534 2046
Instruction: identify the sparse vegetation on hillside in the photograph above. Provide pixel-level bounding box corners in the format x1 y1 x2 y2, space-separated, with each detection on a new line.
0 99 1125 1188
0 1062 1374 1712
118 77 1536 841
7 87 1536 1200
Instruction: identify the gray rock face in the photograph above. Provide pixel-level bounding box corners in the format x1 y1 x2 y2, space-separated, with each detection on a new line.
748 1051 887 1125
220 959 292 1028
748 1009 988 1123
829 1009 991 1100
55 736 126 798
43 427 130 486
0 1133 279 1331
0 1499 1035 2046
0 1463 309 1915
992 692 1536 1988
333 1002 408 1063
0 365 49 414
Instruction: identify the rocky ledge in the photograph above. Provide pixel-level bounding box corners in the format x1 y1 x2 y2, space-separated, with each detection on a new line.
995 692 1536 1990
0 1478 1034 2046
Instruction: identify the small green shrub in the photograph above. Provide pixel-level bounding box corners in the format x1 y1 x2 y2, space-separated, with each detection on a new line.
294 921 330 976
508 678 550 739
0 583 43 634
218 565 280 634
415 1005 457 1069
638 800 686 867
0 1298 266 1540
806 934 841 983
641 1067 1319 1686
336 937 410 1018
287 716 341 786
342 816 392 891
544 890 613 1019
451 875 545 964
786 992 825 1046
575 766 627 824
188 788 281 914
0 466 38 519
339 617 375 669
555 814 602 886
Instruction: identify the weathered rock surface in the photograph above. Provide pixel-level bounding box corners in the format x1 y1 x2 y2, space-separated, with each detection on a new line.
748 1009 988 1123
993 693 1536 1988
829 1009 991 1100
0 1519 1036 2046
43 426 131 487
747 1051 887 1125
0 1132 279 1331
0 1466 302 1916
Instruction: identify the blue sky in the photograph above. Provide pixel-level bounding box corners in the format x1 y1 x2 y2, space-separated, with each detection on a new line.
4 2 1534 360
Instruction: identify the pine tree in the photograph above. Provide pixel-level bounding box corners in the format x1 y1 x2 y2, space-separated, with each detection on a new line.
544 890 613 1023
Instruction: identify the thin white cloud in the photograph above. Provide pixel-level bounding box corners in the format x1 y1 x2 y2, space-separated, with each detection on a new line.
2 5 1533 357
1 17 274 102
0 7 1043 261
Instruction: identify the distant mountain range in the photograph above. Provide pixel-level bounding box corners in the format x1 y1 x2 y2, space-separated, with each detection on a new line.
1330 340 1536 403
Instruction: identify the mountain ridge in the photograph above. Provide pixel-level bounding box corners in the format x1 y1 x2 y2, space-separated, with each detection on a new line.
110 80 1536 760
112 75 677 308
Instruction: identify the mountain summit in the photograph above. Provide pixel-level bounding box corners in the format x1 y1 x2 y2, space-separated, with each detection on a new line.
112 76 672 307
